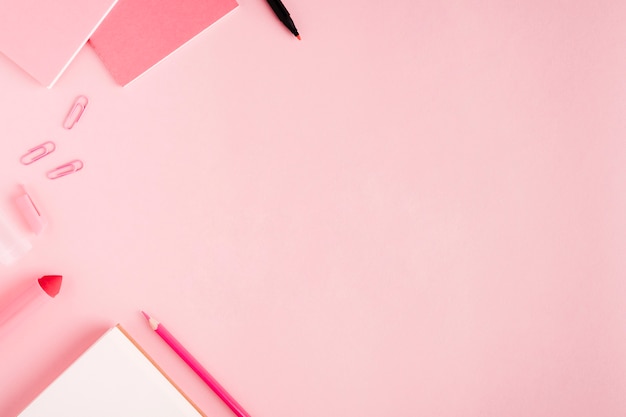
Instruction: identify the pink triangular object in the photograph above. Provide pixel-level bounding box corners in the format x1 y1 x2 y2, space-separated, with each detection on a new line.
89 0 238 86
0 0 118 87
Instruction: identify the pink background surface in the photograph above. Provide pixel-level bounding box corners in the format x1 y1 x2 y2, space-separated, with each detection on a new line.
0 1 625 416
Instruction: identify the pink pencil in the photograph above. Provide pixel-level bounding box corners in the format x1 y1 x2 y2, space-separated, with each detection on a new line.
141 311 251 417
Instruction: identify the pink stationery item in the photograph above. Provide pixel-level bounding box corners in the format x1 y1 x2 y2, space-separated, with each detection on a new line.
63 95 89 129
15 185 47 236
0 275 62 334
89 0 238 86
0 0 118 87
142 311 251 417
20 142 56 165
47 160 84 180
0 211 31 265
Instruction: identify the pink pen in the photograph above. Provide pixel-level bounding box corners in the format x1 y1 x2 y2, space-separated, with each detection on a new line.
141 311 251 417
0 275 63 333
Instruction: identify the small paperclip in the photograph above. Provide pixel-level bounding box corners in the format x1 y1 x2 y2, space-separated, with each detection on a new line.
20 141 56 165
47 160 84 180
63 95 88 129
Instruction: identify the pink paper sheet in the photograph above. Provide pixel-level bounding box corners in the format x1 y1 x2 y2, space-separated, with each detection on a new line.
0 0 118 87
89 0 238 86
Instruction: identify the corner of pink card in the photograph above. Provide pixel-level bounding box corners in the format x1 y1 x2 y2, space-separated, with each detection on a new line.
89 0 238 87
0 0 119 88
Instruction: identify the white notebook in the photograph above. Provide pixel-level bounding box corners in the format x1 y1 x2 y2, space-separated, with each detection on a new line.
18 325 205 416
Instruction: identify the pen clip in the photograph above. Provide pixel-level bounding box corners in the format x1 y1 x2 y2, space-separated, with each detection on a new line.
15 185 47 235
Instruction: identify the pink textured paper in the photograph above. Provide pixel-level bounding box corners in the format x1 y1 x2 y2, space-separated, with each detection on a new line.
0 0 117 87
89 0 238 86
0 1 625 417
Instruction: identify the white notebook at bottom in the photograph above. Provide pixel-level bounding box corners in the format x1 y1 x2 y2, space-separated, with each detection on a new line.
18 325 205 416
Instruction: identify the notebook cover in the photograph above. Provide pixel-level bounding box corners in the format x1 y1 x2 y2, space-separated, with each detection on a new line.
89 0 238 86
17 325 205 416
0 0 118 88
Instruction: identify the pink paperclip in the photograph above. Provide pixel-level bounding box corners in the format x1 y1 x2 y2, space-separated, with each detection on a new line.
46 160 84 180
63 95 88 129
20 141 56 165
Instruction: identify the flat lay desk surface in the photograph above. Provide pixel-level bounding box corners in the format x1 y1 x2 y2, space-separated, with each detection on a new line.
1 1 626 416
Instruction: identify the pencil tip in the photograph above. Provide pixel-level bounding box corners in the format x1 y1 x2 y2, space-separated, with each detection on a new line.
296 34 301 40
142 311 160 330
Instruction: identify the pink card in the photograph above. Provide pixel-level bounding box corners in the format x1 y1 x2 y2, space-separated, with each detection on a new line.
89 0 238 86
0 0 118 88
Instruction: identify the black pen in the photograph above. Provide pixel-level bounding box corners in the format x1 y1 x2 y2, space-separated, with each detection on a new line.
266 0 301 40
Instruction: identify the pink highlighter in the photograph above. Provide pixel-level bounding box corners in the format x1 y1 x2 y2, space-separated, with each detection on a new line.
0 275 63 334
